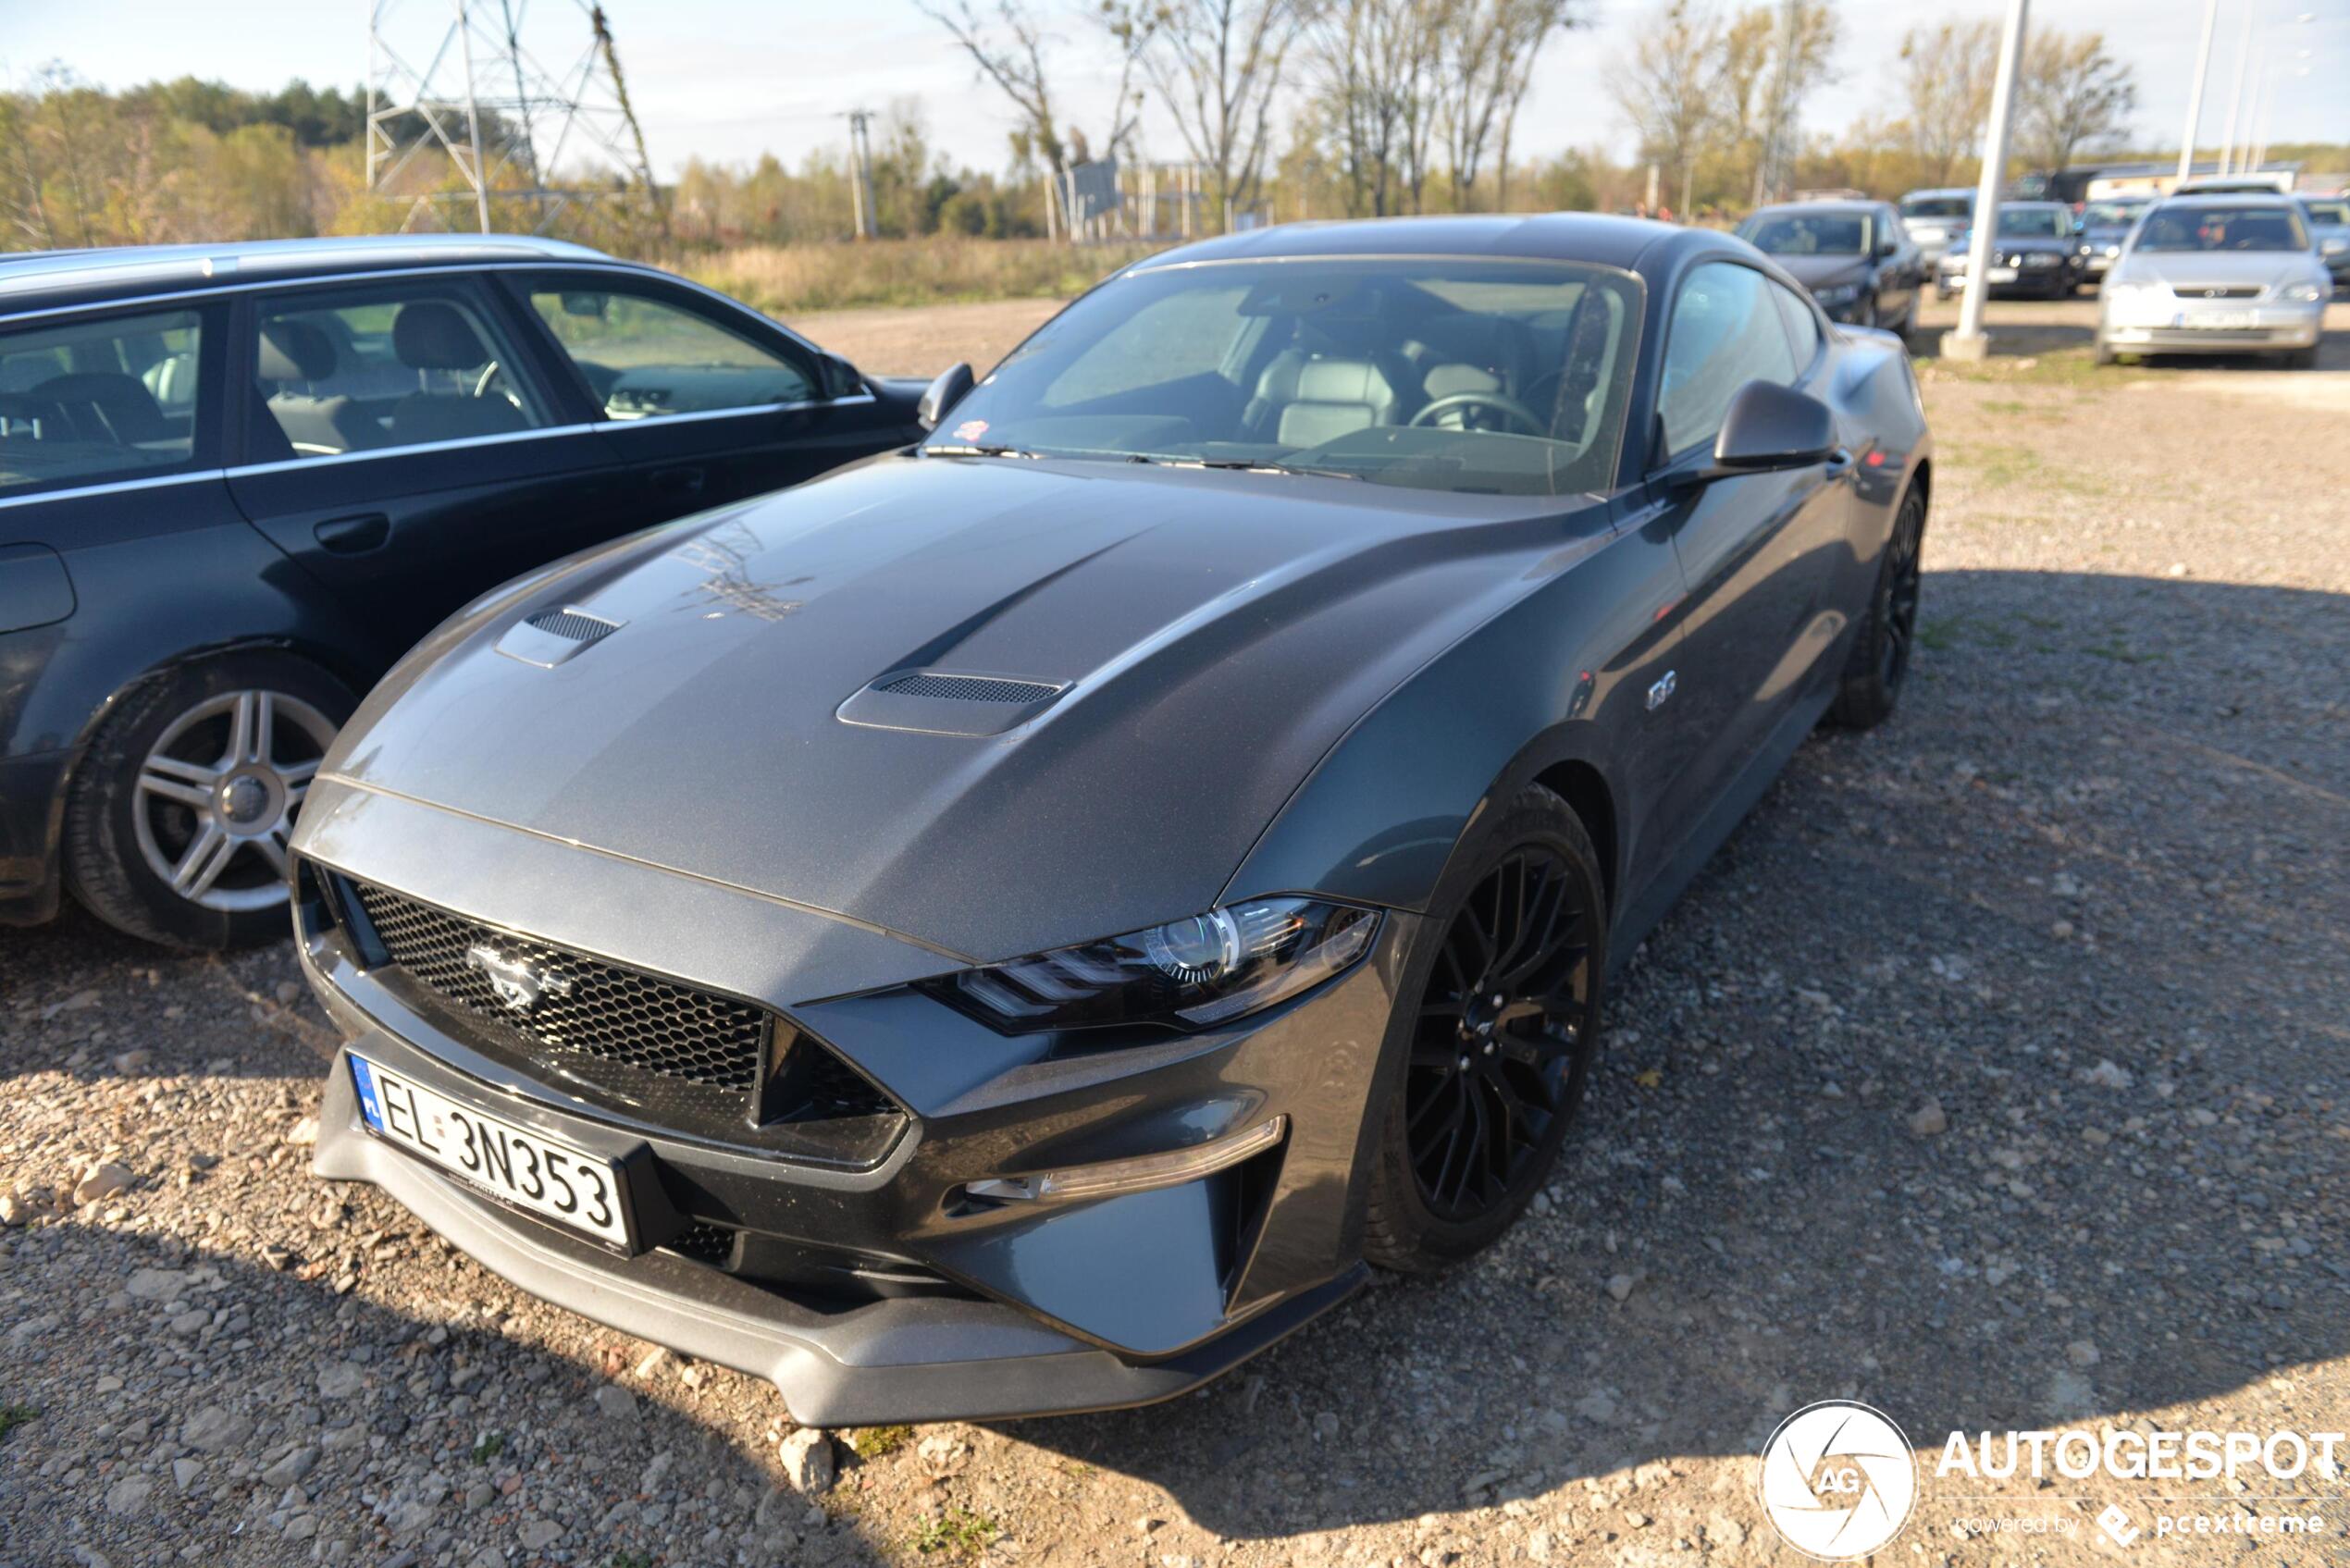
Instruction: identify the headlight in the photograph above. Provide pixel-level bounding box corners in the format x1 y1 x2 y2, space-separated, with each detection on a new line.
929 898 1379 1033
2022 253 2059 267
2104 244 2122 257
1813 284 1862 305
2281 281 2328 303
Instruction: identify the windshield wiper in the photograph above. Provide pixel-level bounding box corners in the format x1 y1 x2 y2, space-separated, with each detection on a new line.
1191 458 1365 482
922 442 1041 460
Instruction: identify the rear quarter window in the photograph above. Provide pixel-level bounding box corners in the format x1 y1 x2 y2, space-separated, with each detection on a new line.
0 309 205 496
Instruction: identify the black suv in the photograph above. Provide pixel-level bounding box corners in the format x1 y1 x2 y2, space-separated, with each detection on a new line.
0 235 925 948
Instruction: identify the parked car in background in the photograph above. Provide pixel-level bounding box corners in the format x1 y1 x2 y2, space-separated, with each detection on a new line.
1898 188 1974 266
288 214 1933 1425
2298 195 2350 289
0 235 925 948
2096 194 2331 368
1935 203 2085 299
1736 200 1923 334
2078 196 2153 290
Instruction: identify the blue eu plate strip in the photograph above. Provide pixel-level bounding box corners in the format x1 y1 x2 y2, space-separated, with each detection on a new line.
350 1054 387 1132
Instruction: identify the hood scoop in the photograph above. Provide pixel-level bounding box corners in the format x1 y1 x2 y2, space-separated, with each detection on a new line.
838 668 1070 737
496 606 625 669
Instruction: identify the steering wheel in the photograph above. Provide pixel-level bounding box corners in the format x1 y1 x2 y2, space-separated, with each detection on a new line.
472 359 526 412
1409 390 1547 436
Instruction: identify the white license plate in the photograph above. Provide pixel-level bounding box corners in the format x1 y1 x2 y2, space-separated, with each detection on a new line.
2177 310 2257 329
351 1054 632 1248
1985 266 2019 284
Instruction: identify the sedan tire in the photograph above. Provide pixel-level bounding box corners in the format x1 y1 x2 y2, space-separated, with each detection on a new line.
65 653 352 949
1361 784 1606 1273
1828 485 1927 731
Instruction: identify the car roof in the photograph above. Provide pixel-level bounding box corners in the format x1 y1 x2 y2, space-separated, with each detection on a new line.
1746 201 1880 216
2153 191 2299 207
1900 188 1974 201
0 233 614 313
1125 213 1693 275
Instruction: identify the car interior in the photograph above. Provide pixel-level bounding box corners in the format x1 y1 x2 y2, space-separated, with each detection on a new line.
954 263 1641 498
2139 206 2307 253
0 310 202 491
255 294 543 459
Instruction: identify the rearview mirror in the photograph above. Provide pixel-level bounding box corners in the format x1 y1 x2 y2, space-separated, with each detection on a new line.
1703 381 1837 479
917 363 975 430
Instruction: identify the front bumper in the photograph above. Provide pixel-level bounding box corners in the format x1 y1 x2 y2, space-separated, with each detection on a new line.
2100 298 2323 353
292 779 1407 1422
1937 262 2072 297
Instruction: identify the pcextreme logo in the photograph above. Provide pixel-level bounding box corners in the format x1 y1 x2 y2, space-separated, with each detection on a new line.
1756 1401 1919 1561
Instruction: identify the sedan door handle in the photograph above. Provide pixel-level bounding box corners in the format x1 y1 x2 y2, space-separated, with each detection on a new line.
313 512 390 554
1824 448 1855 476
652 465 707 497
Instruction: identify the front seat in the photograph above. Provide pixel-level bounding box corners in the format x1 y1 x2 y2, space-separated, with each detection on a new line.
386 301 530 445
1244 351 1404 448
258 319 374 456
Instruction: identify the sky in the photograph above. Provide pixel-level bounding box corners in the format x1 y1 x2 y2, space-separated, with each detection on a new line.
0 0 2341 184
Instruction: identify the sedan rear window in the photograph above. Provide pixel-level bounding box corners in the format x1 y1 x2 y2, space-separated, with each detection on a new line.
924 257 1645 499
2137 205 2310 252
1742 214 1869 255
0 309 203 495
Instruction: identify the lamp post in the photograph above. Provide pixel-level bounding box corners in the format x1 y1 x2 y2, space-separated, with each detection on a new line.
1942 0 2030 363
2178 0 2221 185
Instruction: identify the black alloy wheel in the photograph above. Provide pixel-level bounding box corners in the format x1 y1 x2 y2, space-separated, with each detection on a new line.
1828 484 1927 730
1362 784 1607 1272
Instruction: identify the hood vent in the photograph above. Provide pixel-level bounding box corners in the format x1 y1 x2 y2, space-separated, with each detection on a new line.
879 673 1059 704
838 668 1070 738
496 605 625 669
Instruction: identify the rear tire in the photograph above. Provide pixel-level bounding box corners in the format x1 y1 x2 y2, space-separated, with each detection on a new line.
1828 484 1927 731
1361 784 1607 1273
64 653 352 949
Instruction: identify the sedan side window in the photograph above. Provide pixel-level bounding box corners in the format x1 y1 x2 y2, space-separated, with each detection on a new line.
250 286 552 461
1657 262 1799 460
526 287 815 419
0 308 205 496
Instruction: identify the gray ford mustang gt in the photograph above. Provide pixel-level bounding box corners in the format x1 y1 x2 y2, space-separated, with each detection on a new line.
290 214 1931 1425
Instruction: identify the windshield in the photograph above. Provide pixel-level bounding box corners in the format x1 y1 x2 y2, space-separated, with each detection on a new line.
1997 207 2070 238
2083 200 2149 228
1742 213 1869 254
1901 196 1971 220
2137 205 2310 252
921 258 1645 499
2301 199 2350 228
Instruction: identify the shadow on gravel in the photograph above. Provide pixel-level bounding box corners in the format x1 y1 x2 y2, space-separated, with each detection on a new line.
6 574 2346 1558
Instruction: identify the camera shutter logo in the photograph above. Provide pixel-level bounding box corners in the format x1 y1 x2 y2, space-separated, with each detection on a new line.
1757 1401 1917 1561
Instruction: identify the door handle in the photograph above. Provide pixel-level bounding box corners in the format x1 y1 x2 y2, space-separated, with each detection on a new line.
313 512 390 554
652 465 707 497
1824 448 1855 476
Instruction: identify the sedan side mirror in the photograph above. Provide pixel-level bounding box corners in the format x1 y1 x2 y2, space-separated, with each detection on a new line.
1699 381 1838 481
917 363 976 430
818 352 864 401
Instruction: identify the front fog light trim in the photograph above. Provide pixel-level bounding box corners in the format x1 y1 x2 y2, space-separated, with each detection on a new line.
963 1115 1288 1204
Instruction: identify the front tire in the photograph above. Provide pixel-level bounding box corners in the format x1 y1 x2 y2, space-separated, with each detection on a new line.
1828 484 1927 731
64 653 352 949
1361 784 1607 1273
2282 345 2318 369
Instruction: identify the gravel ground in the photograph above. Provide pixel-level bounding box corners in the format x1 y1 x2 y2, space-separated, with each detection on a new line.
4 293 2346 1568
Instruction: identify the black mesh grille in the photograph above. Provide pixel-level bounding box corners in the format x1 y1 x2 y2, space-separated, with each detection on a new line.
345 882 767 1090
526 607 620 644
881 673 1058 704
665 1222 738 1266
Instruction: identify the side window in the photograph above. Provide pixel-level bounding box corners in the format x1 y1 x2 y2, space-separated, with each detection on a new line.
0 308 205 496
250 285 551 460
1772 282 1823 371
1657 262 1799 459
526 285 814 419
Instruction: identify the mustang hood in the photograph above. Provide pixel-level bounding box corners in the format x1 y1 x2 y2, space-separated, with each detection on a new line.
322 454 1596 965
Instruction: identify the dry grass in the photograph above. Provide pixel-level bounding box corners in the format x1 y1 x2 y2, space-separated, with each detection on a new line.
676 237 1169 314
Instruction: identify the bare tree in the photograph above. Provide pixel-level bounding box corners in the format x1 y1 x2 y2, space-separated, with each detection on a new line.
1743 0 1840 204
1307 0 1446 218
1440 0 1577 211
918 0 1149 220
2018 31 2136 179
1610 0 1725 218
1894 20 1999 186
1121 0 1307 230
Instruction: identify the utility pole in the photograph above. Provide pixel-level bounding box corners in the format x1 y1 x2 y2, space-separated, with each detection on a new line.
843 110 878 240
1943 0 2028 363
2220 2 2255 176
2178 0 2220 185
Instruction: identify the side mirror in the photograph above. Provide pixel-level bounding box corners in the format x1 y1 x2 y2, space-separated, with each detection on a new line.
1689 381 1837 484
818 352 864 401
1877 238 1899 257
917 363 975 430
